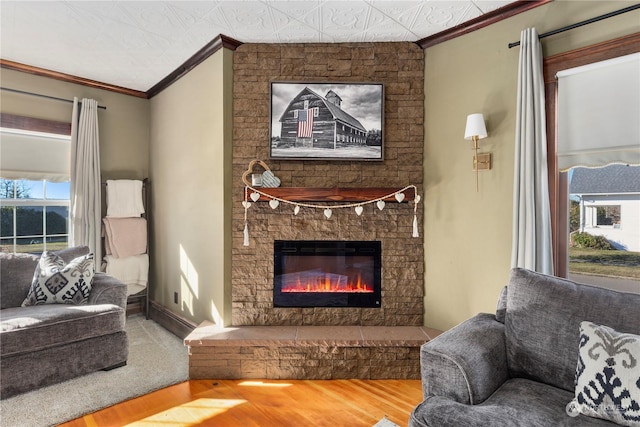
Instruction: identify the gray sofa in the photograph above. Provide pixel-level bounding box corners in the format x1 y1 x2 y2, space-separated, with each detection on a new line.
0 246 128 399
410 268 640 426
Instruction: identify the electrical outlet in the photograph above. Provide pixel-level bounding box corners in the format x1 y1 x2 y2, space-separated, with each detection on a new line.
174 291 178 304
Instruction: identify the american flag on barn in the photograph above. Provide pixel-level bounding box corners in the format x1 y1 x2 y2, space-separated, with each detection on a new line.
297 108 314 138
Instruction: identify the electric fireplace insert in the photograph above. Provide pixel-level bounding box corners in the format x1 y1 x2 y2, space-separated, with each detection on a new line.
273 240 382 308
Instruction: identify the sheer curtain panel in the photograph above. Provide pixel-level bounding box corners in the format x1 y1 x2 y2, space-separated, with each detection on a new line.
511 28 554 275
69 98 102 270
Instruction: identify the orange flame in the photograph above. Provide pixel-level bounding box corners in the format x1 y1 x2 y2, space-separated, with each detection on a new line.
282 272 373 293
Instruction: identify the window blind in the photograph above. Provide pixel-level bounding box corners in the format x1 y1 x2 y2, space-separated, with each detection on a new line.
556 52 640 171
0 129 70 182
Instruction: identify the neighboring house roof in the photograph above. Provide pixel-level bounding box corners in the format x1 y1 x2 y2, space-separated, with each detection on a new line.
570 164 640 194
281 87 367 132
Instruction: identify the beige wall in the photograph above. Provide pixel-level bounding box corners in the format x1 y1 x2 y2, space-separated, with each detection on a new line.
423 1 640 331
149 49 233 326
0 68 149 180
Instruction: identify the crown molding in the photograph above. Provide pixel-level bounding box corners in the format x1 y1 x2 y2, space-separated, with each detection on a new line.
0 59 147 98
416 0 553 49
0 34 242 100
146 34 243 99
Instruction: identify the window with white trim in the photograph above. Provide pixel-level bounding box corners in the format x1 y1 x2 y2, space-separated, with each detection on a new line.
1 179 70 253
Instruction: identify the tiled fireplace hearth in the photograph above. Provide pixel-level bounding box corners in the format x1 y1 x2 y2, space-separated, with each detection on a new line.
186 41 427 380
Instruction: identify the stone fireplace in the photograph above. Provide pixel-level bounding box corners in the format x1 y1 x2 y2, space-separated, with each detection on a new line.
231 41 424 328
186 41 431 381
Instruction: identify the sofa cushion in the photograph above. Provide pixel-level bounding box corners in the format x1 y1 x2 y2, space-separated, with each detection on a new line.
0 253 39 309
567 321 640 426
0 304 125 357
505 268 640 393
410 378 613 427
0 246 90 309
22 251 94 306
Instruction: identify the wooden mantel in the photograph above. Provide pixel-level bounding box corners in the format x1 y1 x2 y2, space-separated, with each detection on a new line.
245 187 416 203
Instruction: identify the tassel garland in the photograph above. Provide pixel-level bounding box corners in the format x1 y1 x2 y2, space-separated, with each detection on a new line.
241 184 421 241
243 223 249 246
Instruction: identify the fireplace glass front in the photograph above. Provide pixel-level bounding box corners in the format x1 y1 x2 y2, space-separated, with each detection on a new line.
273 240 381 308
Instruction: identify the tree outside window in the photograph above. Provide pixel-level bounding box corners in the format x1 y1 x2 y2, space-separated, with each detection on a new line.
0 179 69 254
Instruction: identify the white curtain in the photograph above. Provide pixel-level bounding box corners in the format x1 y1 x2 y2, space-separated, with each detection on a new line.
69 98 102 270
511 28 553 275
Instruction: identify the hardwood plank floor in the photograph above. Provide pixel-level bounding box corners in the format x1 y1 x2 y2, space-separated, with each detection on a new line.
60 379 422 427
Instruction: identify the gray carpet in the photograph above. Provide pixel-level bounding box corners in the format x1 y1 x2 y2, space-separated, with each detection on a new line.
0 314 188 427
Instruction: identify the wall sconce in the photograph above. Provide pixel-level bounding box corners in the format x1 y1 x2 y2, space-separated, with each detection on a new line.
464 113 491 192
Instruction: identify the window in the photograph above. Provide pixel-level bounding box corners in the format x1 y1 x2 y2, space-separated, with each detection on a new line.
0 114 72 254
545 34 640 292
591 205 620 227
1 179 70 254
313 107 319 117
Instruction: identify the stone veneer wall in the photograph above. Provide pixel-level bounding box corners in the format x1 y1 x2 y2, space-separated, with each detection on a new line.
190 345 421 380
232 42 424 327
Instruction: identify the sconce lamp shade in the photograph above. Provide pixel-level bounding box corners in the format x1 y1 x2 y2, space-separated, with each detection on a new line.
464 113 488 140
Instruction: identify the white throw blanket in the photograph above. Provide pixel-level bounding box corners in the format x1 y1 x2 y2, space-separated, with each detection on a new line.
104 254 149 296
106 180 145 218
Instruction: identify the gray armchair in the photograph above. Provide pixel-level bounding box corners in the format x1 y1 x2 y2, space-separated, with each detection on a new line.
410 268 640 426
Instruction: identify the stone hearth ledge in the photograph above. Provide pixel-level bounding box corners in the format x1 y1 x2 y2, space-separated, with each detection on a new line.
184 322 443 348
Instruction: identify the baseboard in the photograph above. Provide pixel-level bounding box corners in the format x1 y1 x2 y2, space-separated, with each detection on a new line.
148 300 197 339
126 298 145 316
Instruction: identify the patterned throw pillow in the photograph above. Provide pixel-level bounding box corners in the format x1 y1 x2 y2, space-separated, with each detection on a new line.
566 321 640 426
22 252 95 306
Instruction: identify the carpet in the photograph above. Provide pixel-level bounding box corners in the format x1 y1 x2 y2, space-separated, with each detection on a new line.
0 314 188 427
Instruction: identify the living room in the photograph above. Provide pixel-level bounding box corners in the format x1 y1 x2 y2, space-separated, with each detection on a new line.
1 1 639 426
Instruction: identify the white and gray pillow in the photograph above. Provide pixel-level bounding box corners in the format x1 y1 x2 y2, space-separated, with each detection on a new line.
22 251 94 306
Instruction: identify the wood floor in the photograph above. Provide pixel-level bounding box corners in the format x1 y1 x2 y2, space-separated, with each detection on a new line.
60 379 423 427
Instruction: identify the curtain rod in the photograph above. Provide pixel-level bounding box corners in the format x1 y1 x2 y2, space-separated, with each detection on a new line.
0 87 107 110
508 4 640 48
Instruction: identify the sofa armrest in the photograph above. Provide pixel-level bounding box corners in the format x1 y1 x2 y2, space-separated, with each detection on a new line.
88 273 127 309
421 313 508 405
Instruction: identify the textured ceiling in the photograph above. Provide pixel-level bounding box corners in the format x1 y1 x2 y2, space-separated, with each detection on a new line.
0 1 514 92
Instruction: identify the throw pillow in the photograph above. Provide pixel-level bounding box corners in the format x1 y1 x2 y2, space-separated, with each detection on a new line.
566 321 640 426
22 251 95 306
